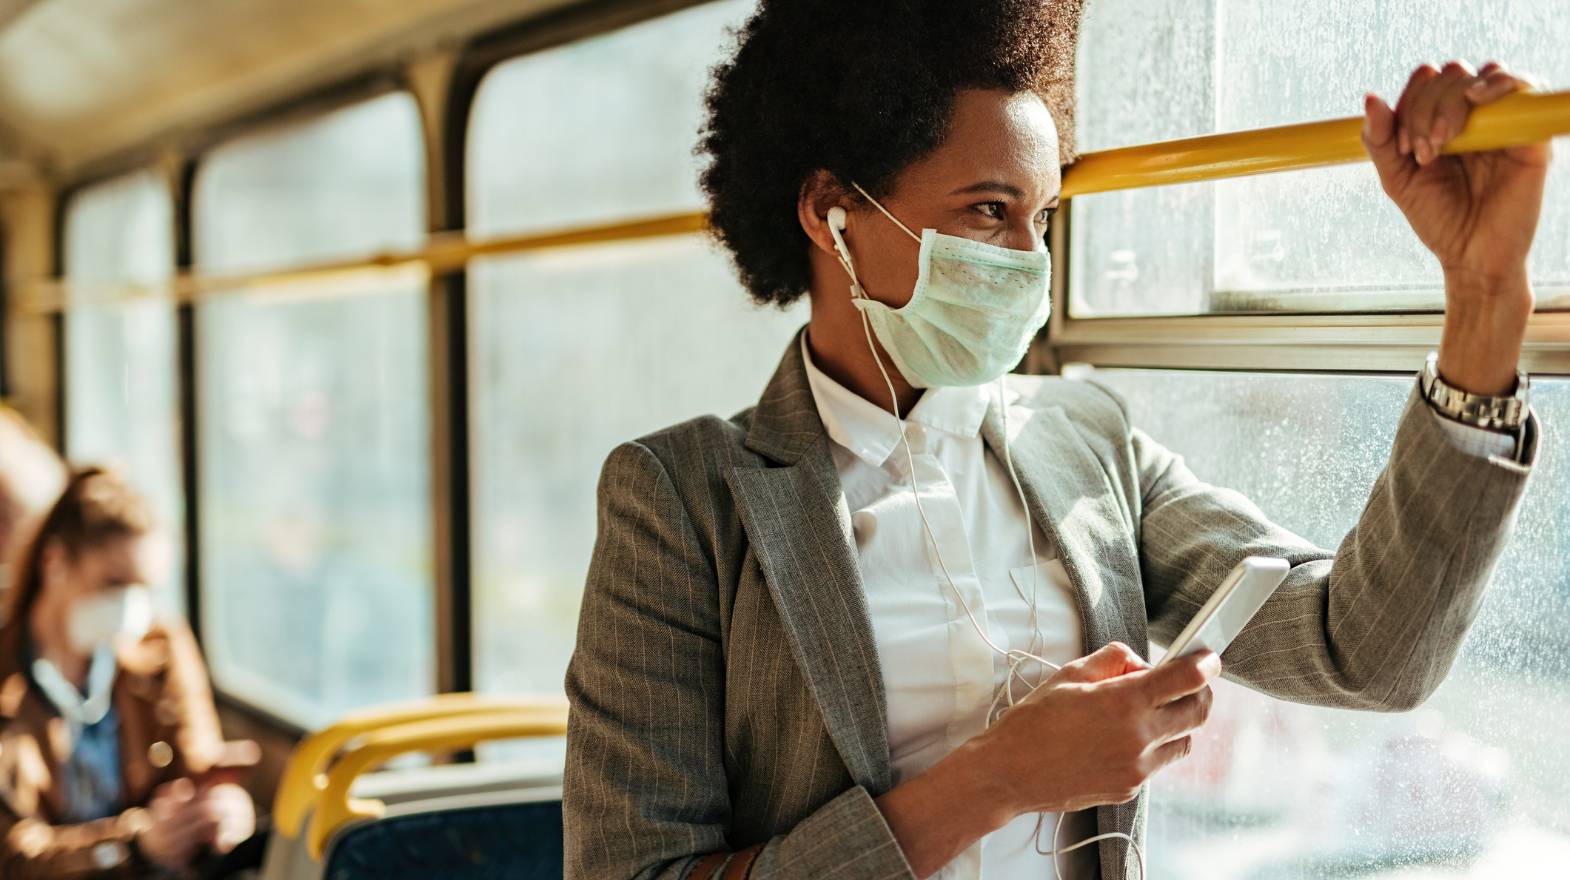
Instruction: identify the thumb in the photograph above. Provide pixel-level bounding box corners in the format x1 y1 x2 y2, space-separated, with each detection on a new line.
167 777 195 803
1058 641 1145 684
1362 93 1411 195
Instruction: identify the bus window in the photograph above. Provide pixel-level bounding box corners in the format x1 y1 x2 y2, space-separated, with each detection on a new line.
466 0 804 698
1072 0 1570 317
192 93 433 726
63 170 182 612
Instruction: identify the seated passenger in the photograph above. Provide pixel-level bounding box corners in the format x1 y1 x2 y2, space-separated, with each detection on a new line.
0 467 257 878
0 406 66 583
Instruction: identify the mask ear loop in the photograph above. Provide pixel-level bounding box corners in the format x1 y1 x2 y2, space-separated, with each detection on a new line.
849 182 922 243
832 193 1145 880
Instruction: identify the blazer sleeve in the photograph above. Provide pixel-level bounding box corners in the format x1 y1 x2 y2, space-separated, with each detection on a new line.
1122 379 1538 711
564 441 915 880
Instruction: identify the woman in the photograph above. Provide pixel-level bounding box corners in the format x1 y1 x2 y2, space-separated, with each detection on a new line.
0 468 257 878
564 2 1548 878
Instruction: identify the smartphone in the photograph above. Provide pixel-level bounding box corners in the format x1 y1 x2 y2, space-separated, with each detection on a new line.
1157 556 1290 666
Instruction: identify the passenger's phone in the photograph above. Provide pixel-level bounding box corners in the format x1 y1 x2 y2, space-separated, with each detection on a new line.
1157 556 1290 666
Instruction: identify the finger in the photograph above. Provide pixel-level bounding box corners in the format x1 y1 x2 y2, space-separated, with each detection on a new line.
1362 93 1402 179
1394 63 1441 156
1405 61 1470 165
1429 64 1483 156
1466 69 1533 106
1148 734 1194 774
1140 650 1221 706
1152 686 1213 742
1059 641 1147 683
166 777 195 803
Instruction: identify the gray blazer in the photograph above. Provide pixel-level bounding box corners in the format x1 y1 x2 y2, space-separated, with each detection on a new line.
564 328 1539 880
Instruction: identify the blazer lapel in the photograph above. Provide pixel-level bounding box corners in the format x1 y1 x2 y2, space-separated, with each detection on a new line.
726 329 892 794
979 391 1147 660
982 386 1149 878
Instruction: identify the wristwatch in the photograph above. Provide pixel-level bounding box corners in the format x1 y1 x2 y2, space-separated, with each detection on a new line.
1420 351 1531 434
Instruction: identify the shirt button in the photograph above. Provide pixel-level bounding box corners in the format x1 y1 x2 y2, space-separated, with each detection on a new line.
147 741 174 769
851 510 877 540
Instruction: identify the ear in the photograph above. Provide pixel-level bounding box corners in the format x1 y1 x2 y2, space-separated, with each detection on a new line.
797 169 855 260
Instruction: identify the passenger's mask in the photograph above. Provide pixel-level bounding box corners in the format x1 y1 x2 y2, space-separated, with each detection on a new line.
66 586 152 653
827 182 1052 388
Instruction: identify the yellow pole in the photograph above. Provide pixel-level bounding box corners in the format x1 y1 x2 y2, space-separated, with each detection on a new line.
1061 89 1570 198
21 90 1570 312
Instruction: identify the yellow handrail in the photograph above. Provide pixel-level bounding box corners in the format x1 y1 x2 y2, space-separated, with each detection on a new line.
1060 89 1570 197
305 708 569 860
273 693 568 839
19 89 1570 314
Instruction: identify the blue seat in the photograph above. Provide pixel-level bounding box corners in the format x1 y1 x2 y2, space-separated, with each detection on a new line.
322 799 563 880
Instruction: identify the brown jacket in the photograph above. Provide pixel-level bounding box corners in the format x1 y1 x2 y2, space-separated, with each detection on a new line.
0 617 226 879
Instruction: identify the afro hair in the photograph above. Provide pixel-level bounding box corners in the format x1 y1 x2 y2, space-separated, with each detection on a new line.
698 0 1084 308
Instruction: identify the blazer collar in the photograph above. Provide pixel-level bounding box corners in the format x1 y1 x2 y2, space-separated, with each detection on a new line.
743 326 823 465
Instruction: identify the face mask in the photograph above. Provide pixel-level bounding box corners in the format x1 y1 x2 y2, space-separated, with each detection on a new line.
66 586 153 654
826 182 1052 388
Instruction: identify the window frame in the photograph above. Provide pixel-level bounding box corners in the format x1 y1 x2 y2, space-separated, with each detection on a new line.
1042 200 1570 378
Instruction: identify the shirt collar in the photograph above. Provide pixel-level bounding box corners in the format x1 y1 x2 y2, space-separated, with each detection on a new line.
800 332 991 468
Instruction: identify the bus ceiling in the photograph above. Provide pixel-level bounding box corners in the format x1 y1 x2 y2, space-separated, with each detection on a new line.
0 0 584 178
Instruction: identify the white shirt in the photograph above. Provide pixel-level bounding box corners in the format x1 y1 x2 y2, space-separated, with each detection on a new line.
802 337 1098 879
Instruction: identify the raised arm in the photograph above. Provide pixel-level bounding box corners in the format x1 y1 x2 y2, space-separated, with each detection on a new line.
1132 388 1536 711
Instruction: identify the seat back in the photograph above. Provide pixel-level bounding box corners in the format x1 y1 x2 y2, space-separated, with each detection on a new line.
322 791 564 880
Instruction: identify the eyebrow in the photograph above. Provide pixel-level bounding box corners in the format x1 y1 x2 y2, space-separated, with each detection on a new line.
950 180 1062 206
950 181 1025 198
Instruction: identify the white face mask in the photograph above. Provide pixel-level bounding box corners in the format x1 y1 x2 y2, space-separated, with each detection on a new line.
66 586 153 654
827 182 1052 388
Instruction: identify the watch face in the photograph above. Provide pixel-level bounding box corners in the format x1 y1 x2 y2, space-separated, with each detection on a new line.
91 841 125 870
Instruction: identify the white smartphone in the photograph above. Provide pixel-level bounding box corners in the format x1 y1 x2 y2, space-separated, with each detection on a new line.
1157 556 1290 666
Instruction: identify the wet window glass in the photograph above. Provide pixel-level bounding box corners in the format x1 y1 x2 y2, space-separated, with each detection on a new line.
1072 0 1570 316
64 170 183 611
193 93 433 725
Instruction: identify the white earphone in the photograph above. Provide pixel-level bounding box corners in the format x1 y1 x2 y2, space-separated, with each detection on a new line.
825 206 862 298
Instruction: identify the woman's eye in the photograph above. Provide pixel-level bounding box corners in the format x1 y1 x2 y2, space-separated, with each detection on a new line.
1035 207 1057 227
975 202 1005 220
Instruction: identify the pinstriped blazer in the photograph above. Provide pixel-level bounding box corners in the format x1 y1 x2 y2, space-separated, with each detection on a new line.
563 327 1539 880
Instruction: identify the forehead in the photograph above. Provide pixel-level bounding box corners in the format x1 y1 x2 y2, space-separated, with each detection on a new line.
74 533 167 585
899 88 1063 198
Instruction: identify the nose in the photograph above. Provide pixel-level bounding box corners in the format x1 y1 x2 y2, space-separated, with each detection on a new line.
1004 218 1048 254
